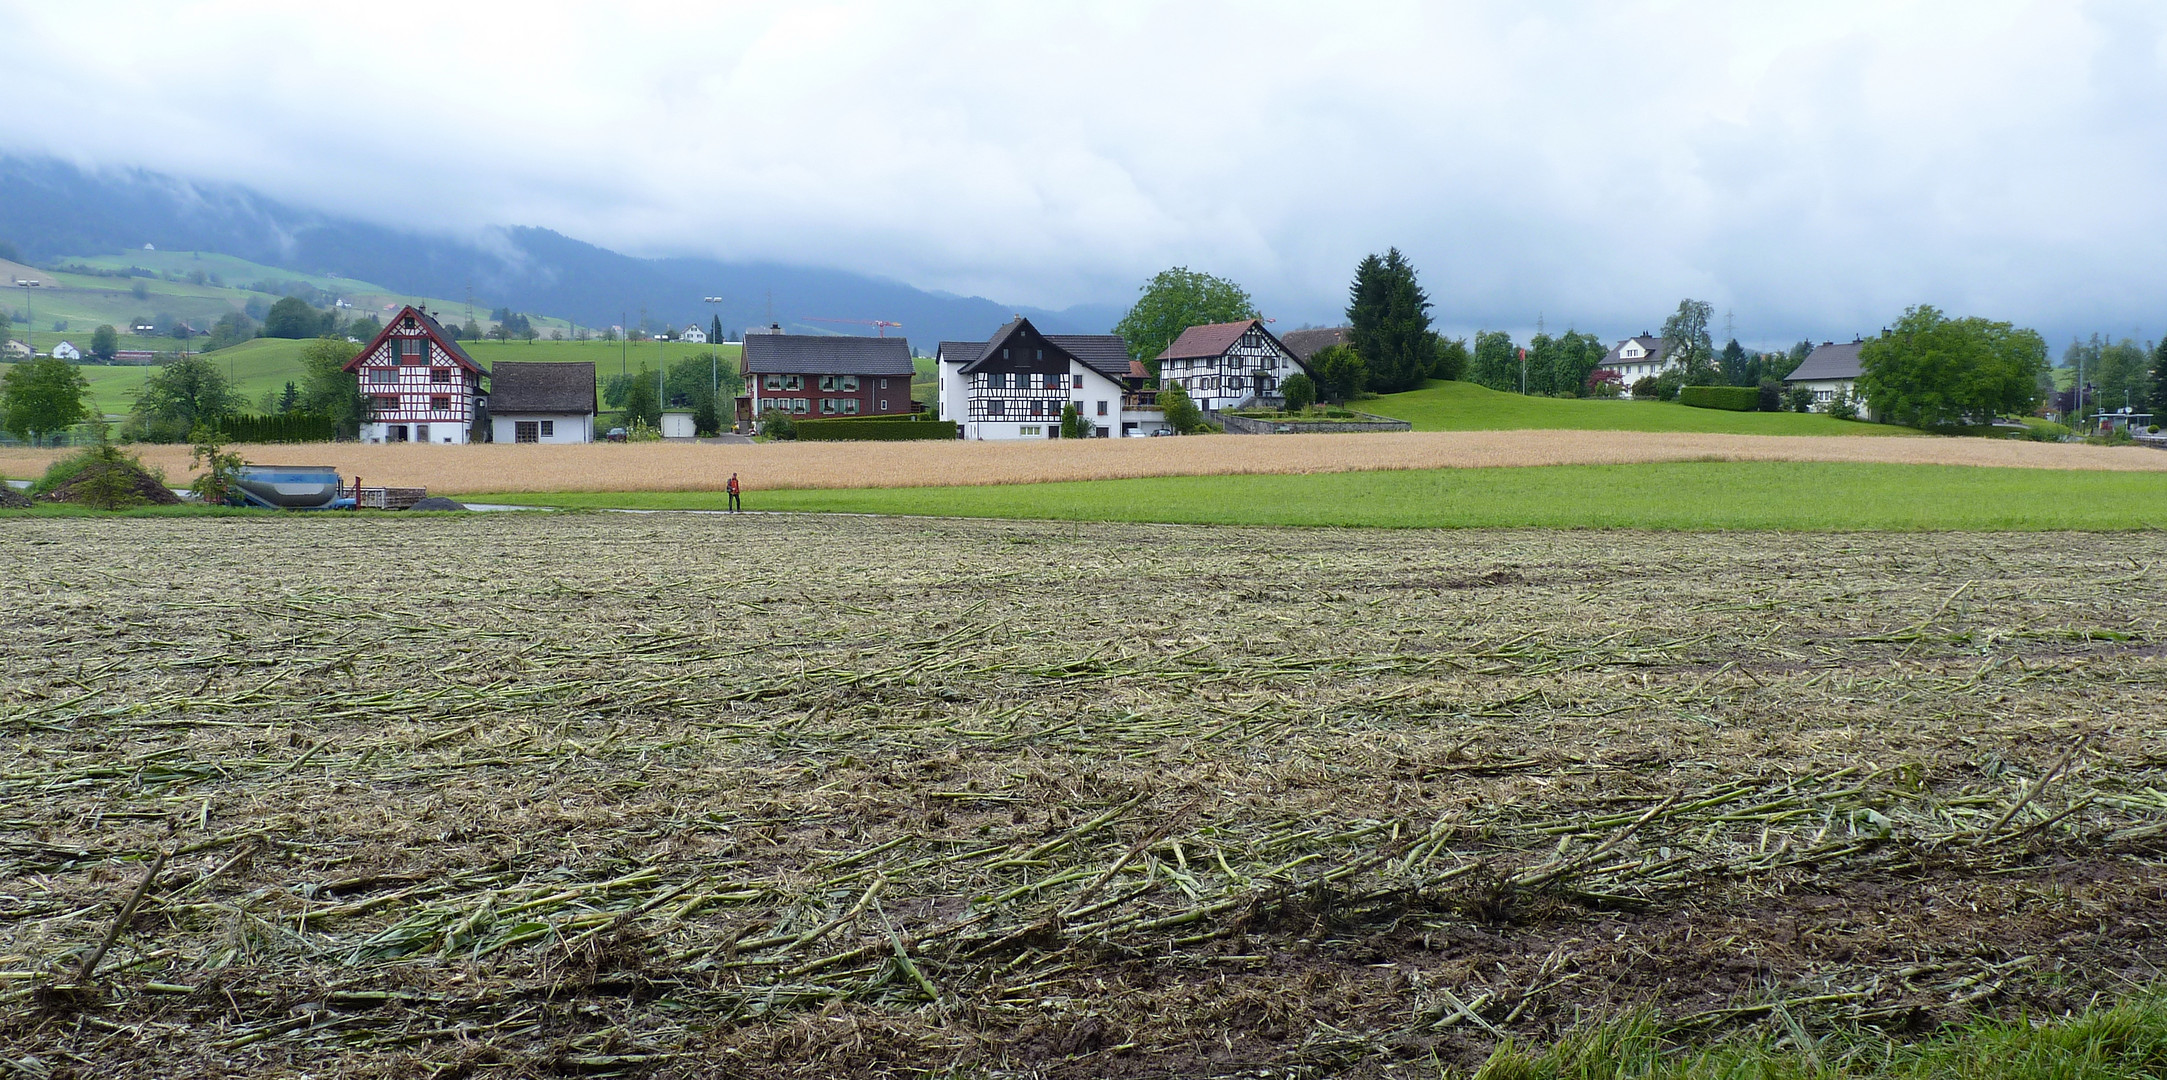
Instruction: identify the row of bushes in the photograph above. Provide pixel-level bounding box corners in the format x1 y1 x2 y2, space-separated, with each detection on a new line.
1677 385 1761 411
218 413 336 443
787 415 958 442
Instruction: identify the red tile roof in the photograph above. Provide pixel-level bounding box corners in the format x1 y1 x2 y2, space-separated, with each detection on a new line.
1157 320 1258 361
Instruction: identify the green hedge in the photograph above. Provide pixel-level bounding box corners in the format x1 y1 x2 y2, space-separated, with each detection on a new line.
795 417 958 441
219 413 335 443
1678 386 1761 411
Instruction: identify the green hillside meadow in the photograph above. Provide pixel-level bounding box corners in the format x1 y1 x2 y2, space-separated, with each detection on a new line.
1364 379 1908 435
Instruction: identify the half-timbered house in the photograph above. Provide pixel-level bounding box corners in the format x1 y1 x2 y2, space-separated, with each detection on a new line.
936 318 1165 439
1155 319 1312 411
344 306 486 444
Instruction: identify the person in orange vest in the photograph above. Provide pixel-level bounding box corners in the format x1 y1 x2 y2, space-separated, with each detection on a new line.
726 472 741 512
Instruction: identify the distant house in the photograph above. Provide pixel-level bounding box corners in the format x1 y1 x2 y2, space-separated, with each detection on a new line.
488 361 597 444
1 340 30 360
1602 334 1671 393
936 318 1163 439
680 324 708 344
131 321 158 335
343 305 486 444
50 340 81 361
1786 339 1871 417
1156 319 1311 411
738 332 916 423
1278 327 1349 364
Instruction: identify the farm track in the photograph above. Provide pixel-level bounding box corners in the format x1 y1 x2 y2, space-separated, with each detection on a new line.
2 514 2165 1077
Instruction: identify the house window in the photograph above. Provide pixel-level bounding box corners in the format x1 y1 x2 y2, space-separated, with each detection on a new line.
515 421 539 443
819 375 837 392
794 398 810 413
416 424 431 442
372 394 398 413
1028 372 1043 390
879 399 888 411
821 398 838 415
1020 425 1041 436
786 375 803 391
400 338 424 363
431 368 450 383
765 374 784 391
369 368 393 383
988 400 1006 416
431 396 451 411
540 420 554 437
1096 400 1108 416
841 398 859 415
879 378 889 389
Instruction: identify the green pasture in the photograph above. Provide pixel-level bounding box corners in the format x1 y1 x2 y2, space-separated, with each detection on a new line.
1365 379 1910 435
463 460 2167 531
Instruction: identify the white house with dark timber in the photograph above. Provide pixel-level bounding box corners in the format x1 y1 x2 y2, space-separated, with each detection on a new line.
488 360 597 443
936 318 1164 439
344 306 485 443
1156 319 1311 411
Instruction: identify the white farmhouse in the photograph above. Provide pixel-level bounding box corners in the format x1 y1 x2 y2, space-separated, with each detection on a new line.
1155 319 1312 411
1785 339 1873 418
1601 333 1670 393
680 324 709 344
936 318 1164 439
50 340 81 361
487 361 597 443
343 306 486 444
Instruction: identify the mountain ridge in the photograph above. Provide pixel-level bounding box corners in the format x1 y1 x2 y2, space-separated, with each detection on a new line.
0 155 1124 348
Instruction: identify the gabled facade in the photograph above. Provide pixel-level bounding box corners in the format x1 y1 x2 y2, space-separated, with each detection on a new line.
51 340 81 361
680 325 708 344
737 333 916 427
343 305 486 444
1156 319 1311 411
1602 334 1670 393
936 318 1164 439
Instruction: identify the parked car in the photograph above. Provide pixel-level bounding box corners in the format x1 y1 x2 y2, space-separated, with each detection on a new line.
605 427 628 443
1149 427 1174 437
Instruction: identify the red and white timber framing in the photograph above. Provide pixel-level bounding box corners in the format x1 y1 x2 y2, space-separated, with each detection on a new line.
343 305 487 444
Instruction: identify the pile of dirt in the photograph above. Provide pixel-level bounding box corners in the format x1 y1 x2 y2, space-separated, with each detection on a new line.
0 486 31 509
406 496 468 511
39 461 184 507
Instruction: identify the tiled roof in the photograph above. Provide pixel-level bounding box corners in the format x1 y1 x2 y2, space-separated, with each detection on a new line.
1158 321 1254 360
1787 340 1866 382
1600 335 1666 367
742 334 915 376
1278 327 1348 361
1047 335 1133 380
937 340 987 364
488 361 596 414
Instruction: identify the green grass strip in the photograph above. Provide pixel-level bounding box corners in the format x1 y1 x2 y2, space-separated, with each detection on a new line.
460 461 2167 532
1474 992 2167 1079
1364 379 1911 435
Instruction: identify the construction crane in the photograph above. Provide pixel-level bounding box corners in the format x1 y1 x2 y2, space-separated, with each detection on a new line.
804 317 903 337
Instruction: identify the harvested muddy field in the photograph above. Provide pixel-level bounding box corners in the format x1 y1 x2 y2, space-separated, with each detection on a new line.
2 514 2164 1078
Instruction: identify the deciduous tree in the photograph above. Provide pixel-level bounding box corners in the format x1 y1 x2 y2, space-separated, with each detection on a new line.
1113 268 1257 377
1345 249 1435 393
2151 338 2167 415
1 355 90 444
1280 372 1316 413
127 355 248 441
1309 345 1367 403
1660 299 1718 385
90 324 118 362
263 296 330 339
1469 330 1517 391
298 336 367 438
1857 305 2047 427
1157 383 1202 433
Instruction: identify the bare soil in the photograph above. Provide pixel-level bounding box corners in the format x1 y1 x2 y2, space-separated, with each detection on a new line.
1 515 2163 1078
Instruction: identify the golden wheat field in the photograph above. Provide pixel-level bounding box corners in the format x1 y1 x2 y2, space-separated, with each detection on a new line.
2 431 2164 495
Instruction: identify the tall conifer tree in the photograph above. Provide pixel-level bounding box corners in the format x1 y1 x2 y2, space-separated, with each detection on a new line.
1345 248 1435 394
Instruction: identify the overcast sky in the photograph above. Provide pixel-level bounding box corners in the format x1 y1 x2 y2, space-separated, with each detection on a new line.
4 0 2164 347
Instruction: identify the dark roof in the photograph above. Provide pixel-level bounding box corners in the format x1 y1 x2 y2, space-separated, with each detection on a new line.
939 320 1134 381
1600 335 1666 367
488 361 596 414
1047 335 1133 380
1278 327 1348 361
937 340 986 364
741 334 914 376
1787 340 1865 382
